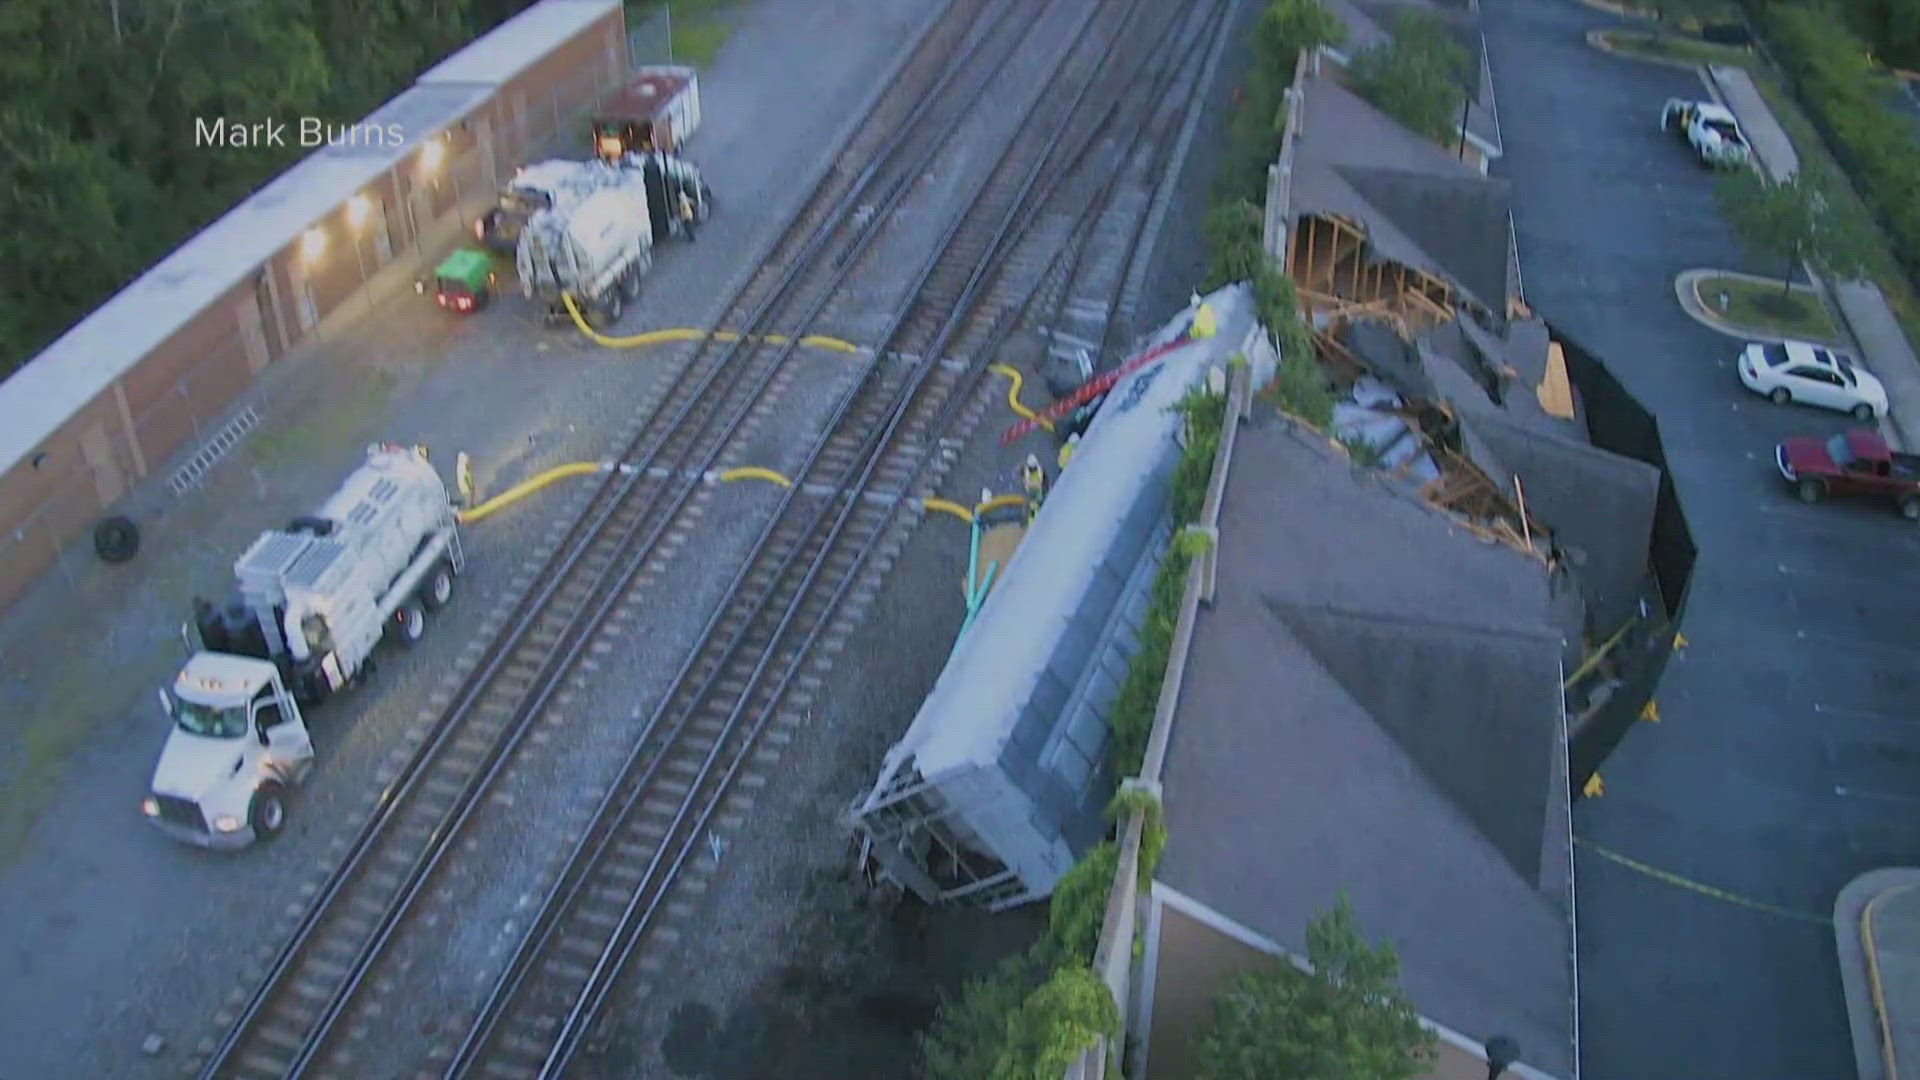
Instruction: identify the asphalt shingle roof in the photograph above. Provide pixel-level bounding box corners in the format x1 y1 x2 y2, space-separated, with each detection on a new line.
1158 419 1575 1077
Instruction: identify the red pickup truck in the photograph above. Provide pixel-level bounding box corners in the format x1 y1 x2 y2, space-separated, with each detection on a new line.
1775 428 1920 519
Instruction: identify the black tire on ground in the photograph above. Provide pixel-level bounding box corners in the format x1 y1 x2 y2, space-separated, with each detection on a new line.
1854 402 1876 420
1797 477 1825 503
1769 387 1791 405
392 600 427 646
93 515 140 563
623 267 643 300
603 290 624 326
473 287 491 311
422 561 454 610
1902 497 1920 521
250 781 288 842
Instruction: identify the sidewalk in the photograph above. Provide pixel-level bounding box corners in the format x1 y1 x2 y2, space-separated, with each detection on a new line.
1705 64 1920 452
1837 869 1920 1080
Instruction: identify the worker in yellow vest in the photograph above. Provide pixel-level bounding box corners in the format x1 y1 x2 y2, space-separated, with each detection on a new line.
1021 454 1048 523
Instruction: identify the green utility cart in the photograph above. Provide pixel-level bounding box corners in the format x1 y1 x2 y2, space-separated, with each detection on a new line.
417 248 497 313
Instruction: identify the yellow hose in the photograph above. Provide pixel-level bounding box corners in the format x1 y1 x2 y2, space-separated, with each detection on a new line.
922 498 975 523
561 293 858 353
457 461 604 523
989 364 1055 432
718 466 793 487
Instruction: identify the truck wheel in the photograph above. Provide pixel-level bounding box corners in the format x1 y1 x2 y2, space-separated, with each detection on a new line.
473 287 492 311
604 290 624 326
623 267 643 301
93 515 140 563
422 561 455 610
392 600 427 647
1854 402 1876 420
250 782 288 842
1796 477 1825 503
1769 387 1790 405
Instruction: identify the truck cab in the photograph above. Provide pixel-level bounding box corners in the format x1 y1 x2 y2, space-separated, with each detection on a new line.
1660 98 1750 167
142 653 314 848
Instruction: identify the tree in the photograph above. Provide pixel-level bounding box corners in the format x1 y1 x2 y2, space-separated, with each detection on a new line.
918 957 1119 1080
1641 0 1729 39
1193 897 1437 1080
1715 163 1876 306
1220 0 1344 200
1348 9 1475 146
1254 0 1347 72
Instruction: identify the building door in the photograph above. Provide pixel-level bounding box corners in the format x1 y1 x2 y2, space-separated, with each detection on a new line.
474 117 497 191
236 296 271 373
80 421 125 508
366 195 393 265
407 179 434 250
288 261 318 334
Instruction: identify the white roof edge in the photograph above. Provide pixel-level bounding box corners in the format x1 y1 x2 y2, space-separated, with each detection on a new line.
0 0 623 476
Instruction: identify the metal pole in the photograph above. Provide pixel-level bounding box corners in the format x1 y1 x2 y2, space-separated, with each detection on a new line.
666 3 674 64
1457 84 1471 159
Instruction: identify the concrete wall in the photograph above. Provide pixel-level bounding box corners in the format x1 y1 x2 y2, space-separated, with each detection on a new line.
0 5 626 614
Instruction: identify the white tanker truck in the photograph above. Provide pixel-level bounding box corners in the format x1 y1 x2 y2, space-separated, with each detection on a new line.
516 178 656 328
141 443 464 847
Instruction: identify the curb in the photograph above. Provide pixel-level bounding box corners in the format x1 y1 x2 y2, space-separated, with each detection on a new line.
1585 28 1714 70
1672 268 1844 345
1836 869 1920 1080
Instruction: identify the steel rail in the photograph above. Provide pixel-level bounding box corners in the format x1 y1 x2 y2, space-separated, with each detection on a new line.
193 0 1040 1073
445 0 1225 1074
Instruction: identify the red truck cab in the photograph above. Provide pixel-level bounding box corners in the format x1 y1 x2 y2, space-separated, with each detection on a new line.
1775 428 1920 519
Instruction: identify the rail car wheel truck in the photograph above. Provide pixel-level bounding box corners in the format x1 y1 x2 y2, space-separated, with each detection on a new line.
141 443 464 848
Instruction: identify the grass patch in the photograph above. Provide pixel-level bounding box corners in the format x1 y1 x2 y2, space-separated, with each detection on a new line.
631 1 734 67
1595 28 1756 66
1744 73 1920 352
1696 273 1842 339
0 667 122 866
245 367 398 470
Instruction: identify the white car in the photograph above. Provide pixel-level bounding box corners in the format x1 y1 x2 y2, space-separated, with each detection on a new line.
1738 339 1887 420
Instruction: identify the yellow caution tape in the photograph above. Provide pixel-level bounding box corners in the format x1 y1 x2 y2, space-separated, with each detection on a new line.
989 364 1055 433
561 293 859 353
1575 837 1829 925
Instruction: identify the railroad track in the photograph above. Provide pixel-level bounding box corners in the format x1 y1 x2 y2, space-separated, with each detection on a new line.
190 0 1084 1074
439 1 1236 1075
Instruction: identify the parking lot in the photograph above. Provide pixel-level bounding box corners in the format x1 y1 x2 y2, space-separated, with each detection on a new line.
1483 0 1920 1075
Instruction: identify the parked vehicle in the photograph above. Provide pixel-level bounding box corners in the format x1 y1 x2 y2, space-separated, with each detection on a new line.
141 443 463 847
474 158 625 254
1660 99 1751 167
417 248 498 313
629 151 714 243
1739 339 1886 419
1774 428 1920 517
592 66 701 161
516 179 655 328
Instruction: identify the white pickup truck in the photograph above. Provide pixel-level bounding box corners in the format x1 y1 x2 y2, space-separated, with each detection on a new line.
1660 99 1751 168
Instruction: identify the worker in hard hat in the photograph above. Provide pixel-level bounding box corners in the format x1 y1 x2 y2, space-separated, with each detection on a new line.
678 186 698 241
1057 432 1081 471
1021 454 1048 523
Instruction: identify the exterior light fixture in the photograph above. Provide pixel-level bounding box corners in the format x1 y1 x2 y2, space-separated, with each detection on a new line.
345 194 370 231
300 227 326 263
419 137 446 173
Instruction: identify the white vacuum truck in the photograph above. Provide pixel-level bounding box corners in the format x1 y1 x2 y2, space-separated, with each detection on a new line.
475 158 626 255
516 177 655 328
141 443 464 847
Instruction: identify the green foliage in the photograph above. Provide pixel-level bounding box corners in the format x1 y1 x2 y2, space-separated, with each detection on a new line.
1202 200 1268 290
0 0 535 374
1105 544 1190 779
1764 2 1920 290
1038 841 1121 967
1220 0 1342 200
1714 159 1876 289
1642 0 1733 36
1271 339 1337 428
1193 898 1438 1080
1106 785 1169 882
920 953 1048 1080
1348 9 1475 146
1171 387 1227 524
991 965 1121 1080
1338 434 1385 468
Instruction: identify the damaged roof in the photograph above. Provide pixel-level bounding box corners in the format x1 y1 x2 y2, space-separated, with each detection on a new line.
1158 419 1576 1077
1291 72 1514 310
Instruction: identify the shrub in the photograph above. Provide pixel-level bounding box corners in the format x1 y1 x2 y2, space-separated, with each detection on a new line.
1348 9 1475 146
